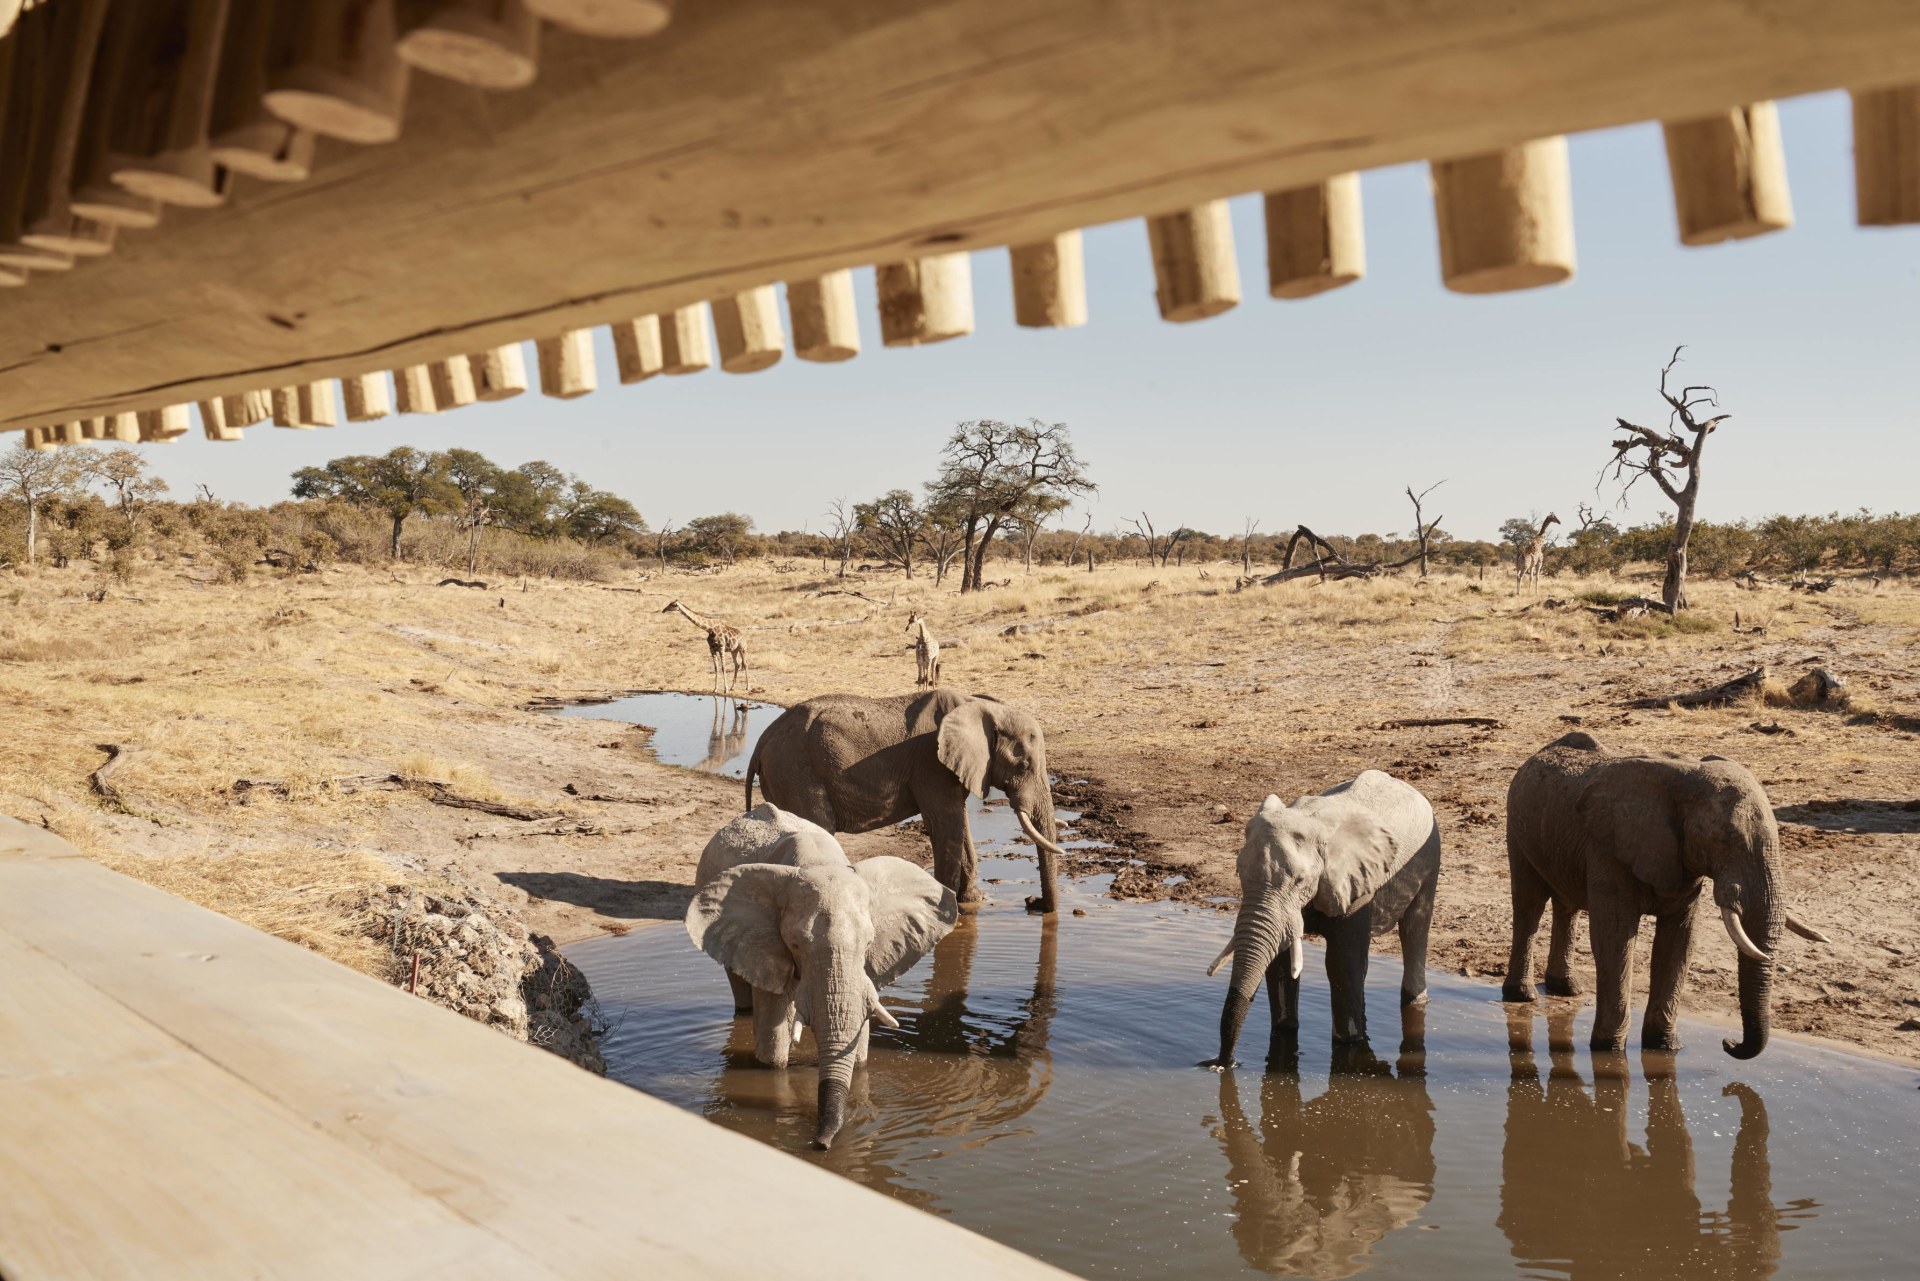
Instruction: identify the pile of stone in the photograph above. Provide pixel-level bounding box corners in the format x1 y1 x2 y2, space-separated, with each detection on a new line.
375 886 605 1075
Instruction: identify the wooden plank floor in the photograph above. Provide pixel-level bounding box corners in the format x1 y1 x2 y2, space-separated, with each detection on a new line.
0 817 1074 1281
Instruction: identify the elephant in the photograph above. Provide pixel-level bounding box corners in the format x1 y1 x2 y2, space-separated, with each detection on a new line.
687 803 959 1149
1203 771 1440 1066
1499 1002 1799 1278
1210 1046 1435 1280
1503 732 1830 1058
745 689 1067 914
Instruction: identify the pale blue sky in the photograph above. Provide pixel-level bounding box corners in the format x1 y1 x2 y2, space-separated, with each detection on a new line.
150 91 1917 543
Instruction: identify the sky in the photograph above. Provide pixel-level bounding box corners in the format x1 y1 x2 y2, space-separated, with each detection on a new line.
138 91 1919 545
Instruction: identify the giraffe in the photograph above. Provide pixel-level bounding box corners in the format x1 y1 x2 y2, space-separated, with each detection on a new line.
906 610 941 687
661 600 748 694
1515 513 1560 594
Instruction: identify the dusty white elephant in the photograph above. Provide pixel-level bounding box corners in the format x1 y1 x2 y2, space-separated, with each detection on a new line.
1204 772 1440 1066
688 803 959 1149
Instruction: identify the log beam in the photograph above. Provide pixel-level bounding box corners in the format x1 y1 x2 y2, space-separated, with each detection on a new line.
786 271 860 362
1431 137 1575 294
8 0 1920 427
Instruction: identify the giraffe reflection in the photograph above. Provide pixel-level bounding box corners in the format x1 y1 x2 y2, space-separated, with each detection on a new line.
1500 1003 1817 1281
1210 1042 1435 1279
695 696 753 774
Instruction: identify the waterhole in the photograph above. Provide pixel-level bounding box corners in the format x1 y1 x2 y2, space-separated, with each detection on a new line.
552 691 785 778
558 693 1920 1279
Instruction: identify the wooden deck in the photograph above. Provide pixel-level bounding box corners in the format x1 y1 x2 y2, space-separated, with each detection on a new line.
0 816 1073 1280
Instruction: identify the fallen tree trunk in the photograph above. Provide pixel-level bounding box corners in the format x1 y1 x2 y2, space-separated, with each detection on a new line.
438 577 488 588
231 772 561 820
1626 665 1770 708
1377 716 1502 730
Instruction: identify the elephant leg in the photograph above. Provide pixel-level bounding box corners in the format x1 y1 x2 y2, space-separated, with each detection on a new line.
1586 896 1641 1053
751 987 798 1067
1642 896 1699 1052
727 970 754 1014
1543 900 1583 997
1503 855 1552 1001
1322 908 1374 1045
1265 950 1301 1039
922 801 981 908
1397 859 1437 1008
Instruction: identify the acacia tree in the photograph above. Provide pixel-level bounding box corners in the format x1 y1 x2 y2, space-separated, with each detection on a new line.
685 512 753 566
927 419 1094 592
0 442 93 565
291 447 459 559
92 449 169 533
854 489 923 578
1604 346 1732 609
444 448 503 574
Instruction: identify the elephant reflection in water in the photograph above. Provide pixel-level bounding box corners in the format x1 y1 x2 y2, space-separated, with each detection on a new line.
711 911 1057 1192
696 696 753 774
1500 1004 1817 1280
1209 1041 1435 1280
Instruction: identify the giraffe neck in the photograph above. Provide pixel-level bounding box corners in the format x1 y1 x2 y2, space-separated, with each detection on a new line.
674 603 714 631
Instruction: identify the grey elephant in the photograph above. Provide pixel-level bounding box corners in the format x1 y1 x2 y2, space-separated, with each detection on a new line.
1504 732 1829 1058
687 803 958 1149
1204 771 1440 1067
745 690 1067 914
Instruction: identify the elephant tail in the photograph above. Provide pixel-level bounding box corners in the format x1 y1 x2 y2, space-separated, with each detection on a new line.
744 739 762 812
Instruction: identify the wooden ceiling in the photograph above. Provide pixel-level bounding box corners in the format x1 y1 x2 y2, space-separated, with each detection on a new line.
5 0 1920 436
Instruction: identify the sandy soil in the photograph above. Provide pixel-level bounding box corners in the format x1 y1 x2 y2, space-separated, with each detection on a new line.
4 560 1915 1062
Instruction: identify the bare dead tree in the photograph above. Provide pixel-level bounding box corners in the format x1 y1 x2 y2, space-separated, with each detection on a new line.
652 518 676 570
1126 513 1187 568
1241 517 1259 576
1063 511 1094 569
1603 346 1731 610
823 498 856 579
1404 481 1445 577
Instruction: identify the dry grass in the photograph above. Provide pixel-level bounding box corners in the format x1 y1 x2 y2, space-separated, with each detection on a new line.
5 553 1918 1047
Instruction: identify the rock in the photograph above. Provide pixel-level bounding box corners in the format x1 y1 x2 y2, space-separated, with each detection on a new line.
1897 1018 1920 1033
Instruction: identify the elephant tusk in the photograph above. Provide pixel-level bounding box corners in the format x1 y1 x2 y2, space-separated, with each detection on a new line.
1206 940 1234 977
1720 906 1772 963
1785 911 1831 944
1016 808 1067 858
1289 939 1304 981
866 980 900 1028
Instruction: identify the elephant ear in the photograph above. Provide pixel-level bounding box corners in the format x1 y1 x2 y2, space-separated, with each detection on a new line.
685 865 801 993
1314 811 1406 916
855 856 959 985
1576 768 1690 897
936 699 994 797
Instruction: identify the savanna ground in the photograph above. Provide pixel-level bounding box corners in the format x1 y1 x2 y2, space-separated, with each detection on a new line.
3 556 1916 1062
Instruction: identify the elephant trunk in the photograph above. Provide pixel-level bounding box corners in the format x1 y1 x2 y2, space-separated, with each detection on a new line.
1720 873 1780 1061
1214 890 1300 1064
1014 782 1064 915
808 967 885 1150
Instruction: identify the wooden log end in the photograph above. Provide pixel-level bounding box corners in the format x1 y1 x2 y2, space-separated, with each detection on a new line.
0 246 74 271
69 187 165 229
719 349 783 374
0 266 26 288
397 12 540 90
794 342 860 363
1268 270 1361 300
1158 296 1239 323
113 155 228 209
264 70 408 146
210 126 318 182
1442 262 1573 295
21 217 118 257
526 0 675 39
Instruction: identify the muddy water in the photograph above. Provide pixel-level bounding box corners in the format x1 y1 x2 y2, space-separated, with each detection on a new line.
561 694 1920 1280
552 691 784 778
